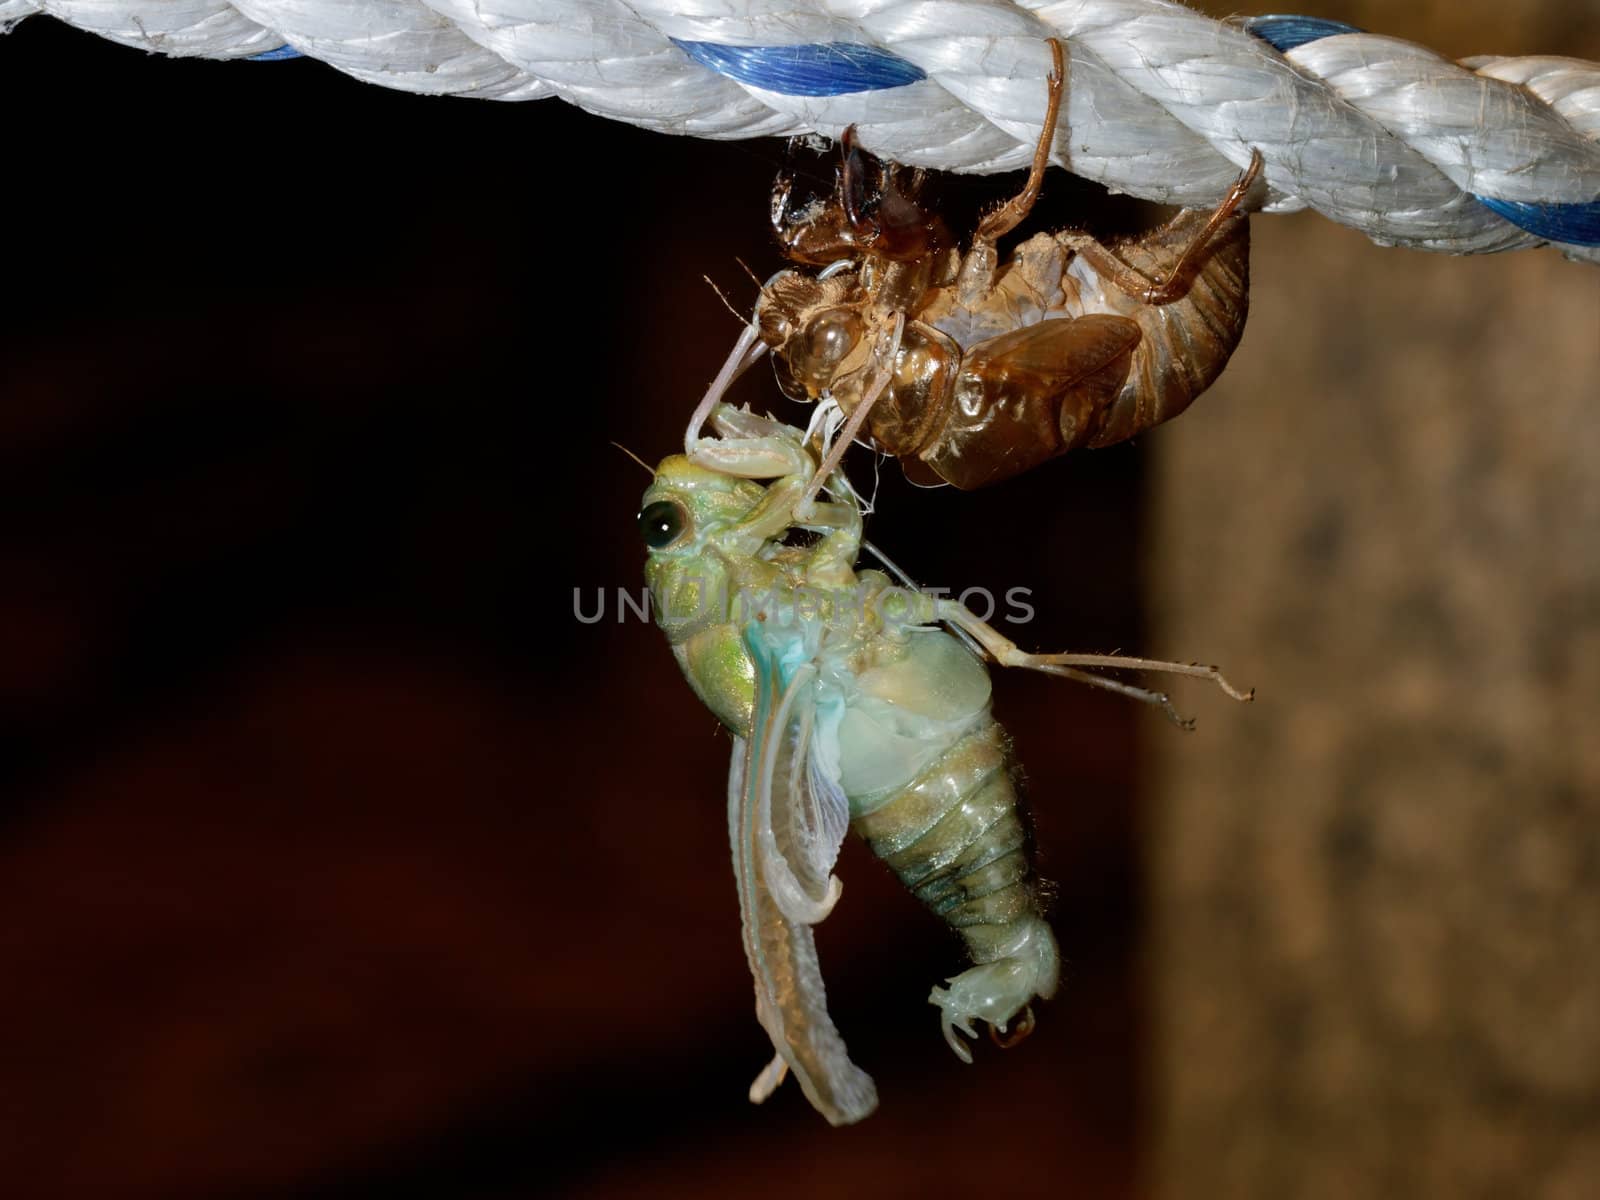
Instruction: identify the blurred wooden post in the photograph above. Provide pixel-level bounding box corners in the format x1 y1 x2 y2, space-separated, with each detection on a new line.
1145 204 1600 1195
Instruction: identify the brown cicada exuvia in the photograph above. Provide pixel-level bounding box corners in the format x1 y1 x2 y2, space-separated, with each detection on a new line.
687 39 1263 498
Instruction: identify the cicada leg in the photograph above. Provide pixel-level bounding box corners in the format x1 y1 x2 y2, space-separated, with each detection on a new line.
688 432 811 484
748 1053 790 1105
935 600 1254 730
838 125 877 245
683 323 769 454
957 38 1066 307
687 404 863 548
972 38 1066 246
1062 150 1263 307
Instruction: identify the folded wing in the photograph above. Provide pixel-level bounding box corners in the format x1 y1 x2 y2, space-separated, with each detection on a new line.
727 628 876 1126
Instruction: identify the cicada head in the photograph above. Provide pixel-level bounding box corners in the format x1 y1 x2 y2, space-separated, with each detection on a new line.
756 271 872 402
638 457 764 641
638 457 774 733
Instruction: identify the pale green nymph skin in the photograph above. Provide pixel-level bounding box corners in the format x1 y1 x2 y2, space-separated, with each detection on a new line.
642 454 996 815
641 435 1060 1089
641 457 770 733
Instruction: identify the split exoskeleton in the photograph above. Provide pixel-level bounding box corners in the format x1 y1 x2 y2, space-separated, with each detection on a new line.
641 406 1251 1125
686 39 1263 499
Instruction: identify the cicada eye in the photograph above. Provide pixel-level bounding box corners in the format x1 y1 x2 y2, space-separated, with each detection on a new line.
757 307 794 349
789 307 862 389
638 499 689 550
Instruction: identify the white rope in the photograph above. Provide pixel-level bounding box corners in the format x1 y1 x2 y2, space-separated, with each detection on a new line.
5 1 1598 257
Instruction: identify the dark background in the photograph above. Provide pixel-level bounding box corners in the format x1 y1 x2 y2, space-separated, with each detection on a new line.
1 13 1158 1199
3 7 1596 1200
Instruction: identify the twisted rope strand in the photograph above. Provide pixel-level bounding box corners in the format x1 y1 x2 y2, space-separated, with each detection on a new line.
6 1 1598 257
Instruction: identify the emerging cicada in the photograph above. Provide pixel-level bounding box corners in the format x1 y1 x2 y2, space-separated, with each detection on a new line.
641 406 1251 1124
686 40 1261 497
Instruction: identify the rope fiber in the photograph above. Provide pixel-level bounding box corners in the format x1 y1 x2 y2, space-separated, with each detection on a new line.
6 1 1598 258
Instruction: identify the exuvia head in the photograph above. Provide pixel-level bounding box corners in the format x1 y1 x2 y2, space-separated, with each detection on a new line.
754 270 870 400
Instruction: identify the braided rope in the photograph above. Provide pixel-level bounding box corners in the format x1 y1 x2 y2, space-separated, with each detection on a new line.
6 2 1598 257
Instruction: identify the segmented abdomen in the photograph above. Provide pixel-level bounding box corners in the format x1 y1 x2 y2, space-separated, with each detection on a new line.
1067 210 1250 449
851 719 1044 964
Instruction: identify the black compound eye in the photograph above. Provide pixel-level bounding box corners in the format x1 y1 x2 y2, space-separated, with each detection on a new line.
638 499 688 550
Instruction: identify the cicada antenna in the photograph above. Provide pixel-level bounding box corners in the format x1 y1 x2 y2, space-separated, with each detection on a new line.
734 257 764 293
610 441 654 475
703 274 750 326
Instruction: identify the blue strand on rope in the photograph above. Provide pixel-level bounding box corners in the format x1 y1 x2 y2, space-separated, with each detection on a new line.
1474 196 1600 246
1244 15 1364 53
1246 15 1600 246
672 40 925 97
239 26 1599 248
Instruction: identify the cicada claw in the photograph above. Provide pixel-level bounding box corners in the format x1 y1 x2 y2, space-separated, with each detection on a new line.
931 991 979 1065
989 1004 1037 1049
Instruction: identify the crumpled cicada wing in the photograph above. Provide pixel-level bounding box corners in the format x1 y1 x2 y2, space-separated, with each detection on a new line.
743 631 852 925
725 633 876 1126
763 687 851 921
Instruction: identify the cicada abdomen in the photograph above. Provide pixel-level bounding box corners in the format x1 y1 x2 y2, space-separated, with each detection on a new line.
1060 202 1251 450
852 717 1058 1057
898 199 1252 490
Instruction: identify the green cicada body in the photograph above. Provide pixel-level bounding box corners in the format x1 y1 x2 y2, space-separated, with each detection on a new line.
640 411 1058 1126
641 406 1249 1124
